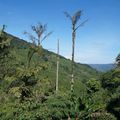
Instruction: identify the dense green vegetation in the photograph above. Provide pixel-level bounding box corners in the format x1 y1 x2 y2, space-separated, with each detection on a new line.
0 27 120 119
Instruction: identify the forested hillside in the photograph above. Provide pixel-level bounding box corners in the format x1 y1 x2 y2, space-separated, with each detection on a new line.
6 32 99 92
0 28 120 119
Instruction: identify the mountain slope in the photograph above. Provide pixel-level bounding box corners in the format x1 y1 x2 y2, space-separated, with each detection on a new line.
1 32 118 120
0 32 100 96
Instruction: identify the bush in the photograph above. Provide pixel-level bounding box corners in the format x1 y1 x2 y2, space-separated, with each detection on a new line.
89 112 116 120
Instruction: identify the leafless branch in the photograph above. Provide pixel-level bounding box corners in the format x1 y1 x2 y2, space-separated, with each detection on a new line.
75 19 88 31
24 31 37 45
41 31 53 44
31 23 47 39
64 11 72 21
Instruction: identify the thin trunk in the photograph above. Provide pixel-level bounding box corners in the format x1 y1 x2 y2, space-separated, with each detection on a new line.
75 113 78 120
27 49 36 68
56 39 59 93
71 25 75 92
38 37 41 46
68 114 71 120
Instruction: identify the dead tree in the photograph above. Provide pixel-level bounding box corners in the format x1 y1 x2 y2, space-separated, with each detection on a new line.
64 10 88 92
56 39 59 93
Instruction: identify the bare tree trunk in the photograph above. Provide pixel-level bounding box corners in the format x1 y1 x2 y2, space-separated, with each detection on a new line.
68 114 71 120
38 37 41 46
64 10 85 93
56 39 59 93
75 113 78 120
71 25 75 92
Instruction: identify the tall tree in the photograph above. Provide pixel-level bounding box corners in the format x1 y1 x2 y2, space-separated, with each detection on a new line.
24 22 52 67
64 10 87 92
56 39 59 93
8 23 52 101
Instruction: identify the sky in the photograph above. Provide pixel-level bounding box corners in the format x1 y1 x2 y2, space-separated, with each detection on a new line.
0 0 120 64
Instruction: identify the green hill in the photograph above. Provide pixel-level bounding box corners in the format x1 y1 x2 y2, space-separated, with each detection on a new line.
4 32 118 119
5 33 99 93
0 32 119 120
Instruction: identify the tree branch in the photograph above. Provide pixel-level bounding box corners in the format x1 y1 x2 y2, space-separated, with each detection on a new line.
74 19 88 31
41 31 53 44
64 11 72 21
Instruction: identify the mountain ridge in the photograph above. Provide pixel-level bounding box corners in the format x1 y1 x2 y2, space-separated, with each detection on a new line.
89 63 116 72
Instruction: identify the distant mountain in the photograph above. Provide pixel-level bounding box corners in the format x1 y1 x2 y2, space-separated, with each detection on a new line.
89 64 117 72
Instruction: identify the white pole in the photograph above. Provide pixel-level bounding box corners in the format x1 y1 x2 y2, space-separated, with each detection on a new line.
56 39 59 93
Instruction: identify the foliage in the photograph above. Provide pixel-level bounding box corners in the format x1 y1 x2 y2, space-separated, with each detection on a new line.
116 53 120 67
7 66 38 101
86 78 101 94
101 66 120 119
89 112 116 120
0 26 12 80
0 30 119 120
